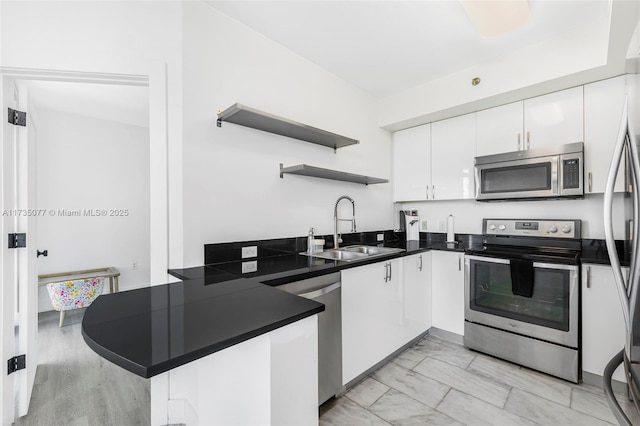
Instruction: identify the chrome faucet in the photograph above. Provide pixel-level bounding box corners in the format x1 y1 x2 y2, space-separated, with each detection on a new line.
333 195 356 249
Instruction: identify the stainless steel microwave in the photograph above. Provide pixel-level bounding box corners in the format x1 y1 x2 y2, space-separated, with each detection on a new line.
475 142 584 201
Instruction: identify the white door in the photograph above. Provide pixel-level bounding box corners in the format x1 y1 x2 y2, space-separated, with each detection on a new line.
1 77 38 424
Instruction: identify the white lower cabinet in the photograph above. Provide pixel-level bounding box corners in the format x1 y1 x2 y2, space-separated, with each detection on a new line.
582 263 627 382
431 250 465 336
402 252 432 337
341 254 431 385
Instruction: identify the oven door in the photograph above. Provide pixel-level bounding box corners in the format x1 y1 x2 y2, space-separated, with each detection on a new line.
475 156 558 200
464 255 579 348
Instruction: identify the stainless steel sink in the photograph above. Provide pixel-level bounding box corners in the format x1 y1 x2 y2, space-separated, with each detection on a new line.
340 245 405 256
300 245 405 262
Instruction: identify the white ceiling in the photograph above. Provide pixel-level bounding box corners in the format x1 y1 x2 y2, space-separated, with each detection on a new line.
206 0 611 98
23 80 149 128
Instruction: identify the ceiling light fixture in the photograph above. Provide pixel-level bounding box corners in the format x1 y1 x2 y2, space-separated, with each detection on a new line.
460 0 531 38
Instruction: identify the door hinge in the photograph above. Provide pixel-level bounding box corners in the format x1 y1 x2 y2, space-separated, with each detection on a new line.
7 108 26 126
8 233 26 249
7 355 25 375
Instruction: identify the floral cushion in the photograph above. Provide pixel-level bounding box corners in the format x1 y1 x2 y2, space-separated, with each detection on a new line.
46 277 105 312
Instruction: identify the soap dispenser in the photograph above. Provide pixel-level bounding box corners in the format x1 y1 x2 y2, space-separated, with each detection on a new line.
307 227 315 254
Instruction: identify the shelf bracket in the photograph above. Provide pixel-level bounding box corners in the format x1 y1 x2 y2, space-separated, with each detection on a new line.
279 163 284 179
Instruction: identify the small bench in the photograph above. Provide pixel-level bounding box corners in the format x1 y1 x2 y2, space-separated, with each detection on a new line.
38 267 120 327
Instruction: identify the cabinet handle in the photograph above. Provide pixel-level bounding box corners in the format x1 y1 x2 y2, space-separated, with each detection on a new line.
432 185 435 199
384 263 388 282
586 266 591 288
418 255 423 271
458 255 462 271
588 172 592 193
388 262 392 281
526 131 530 149
426 186 429 200
517 133 521 150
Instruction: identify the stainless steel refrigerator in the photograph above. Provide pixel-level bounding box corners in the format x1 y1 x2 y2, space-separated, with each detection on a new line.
604 73 640 425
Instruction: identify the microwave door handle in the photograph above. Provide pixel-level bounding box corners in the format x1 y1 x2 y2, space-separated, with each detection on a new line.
552 156 559 195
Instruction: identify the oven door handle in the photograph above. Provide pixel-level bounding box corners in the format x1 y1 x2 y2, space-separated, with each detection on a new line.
465 255 578 272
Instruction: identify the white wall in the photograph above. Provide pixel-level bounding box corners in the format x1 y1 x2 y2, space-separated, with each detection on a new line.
0 0 184 269
35 109 150 311
181 2 393 266
399 193 628 240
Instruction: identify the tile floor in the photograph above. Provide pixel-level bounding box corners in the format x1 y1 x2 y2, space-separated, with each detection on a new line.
320 334 640 426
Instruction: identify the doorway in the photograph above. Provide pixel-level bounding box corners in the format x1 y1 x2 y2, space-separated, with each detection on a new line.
1 67 169 424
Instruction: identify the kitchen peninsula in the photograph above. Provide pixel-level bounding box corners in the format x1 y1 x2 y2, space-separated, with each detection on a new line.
82 273 324 425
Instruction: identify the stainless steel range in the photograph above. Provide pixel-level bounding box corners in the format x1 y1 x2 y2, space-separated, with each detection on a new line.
464 218 581 383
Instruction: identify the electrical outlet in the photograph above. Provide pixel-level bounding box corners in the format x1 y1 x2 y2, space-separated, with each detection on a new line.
132 261 138 270
421 220 428 231
439 221 446 231
377 233 384 242
242 261 257 274
241 246 258 259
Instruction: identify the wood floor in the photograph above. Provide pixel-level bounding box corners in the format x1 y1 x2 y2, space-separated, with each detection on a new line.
13 309 150 426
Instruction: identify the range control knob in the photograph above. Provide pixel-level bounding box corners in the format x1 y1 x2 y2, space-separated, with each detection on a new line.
562 225 572 234
548 225 558 234
488 224 497 231
498 225 506 231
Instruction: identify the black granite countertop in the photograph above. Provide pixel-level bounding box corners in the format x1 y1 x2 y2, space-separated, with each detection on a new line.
170 234 482 286
82 275 324 378
580 239 629 267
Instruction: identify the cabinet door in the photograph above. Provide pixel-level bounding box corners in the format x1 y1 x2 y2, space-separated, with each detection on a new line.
402 252 432 339
393 124 431 202
584 76 627 194
341 258 403 385
431 114 476 200
524 86 583 149
431 251 465 335
476 101 524 156
582 264 627 382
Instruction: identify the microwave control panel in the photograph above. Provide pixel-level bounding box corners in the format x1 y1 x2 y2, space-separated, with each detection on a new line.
562 158 580 189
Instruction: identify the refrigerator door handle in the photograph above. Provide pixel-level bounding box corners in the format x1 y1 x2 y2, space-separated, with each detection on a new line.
604 99 632 335
626 116 640 332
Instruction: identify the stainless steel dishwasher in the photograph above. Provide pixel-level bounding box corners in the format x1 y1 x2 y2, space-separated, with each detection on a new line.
278 272 342 405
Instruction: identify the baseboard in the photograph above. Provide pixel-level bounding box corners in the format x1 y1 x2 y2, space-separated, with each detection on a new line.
583 371 629 396
429 327 463 345
341 330 431 393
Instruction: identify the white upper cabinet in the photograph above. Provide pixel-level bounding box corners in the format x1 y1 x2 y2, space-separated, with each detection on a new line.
392 124 431 202
431 113 476 200
476 101 524 156
584 76 627 194
523 86 584 149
